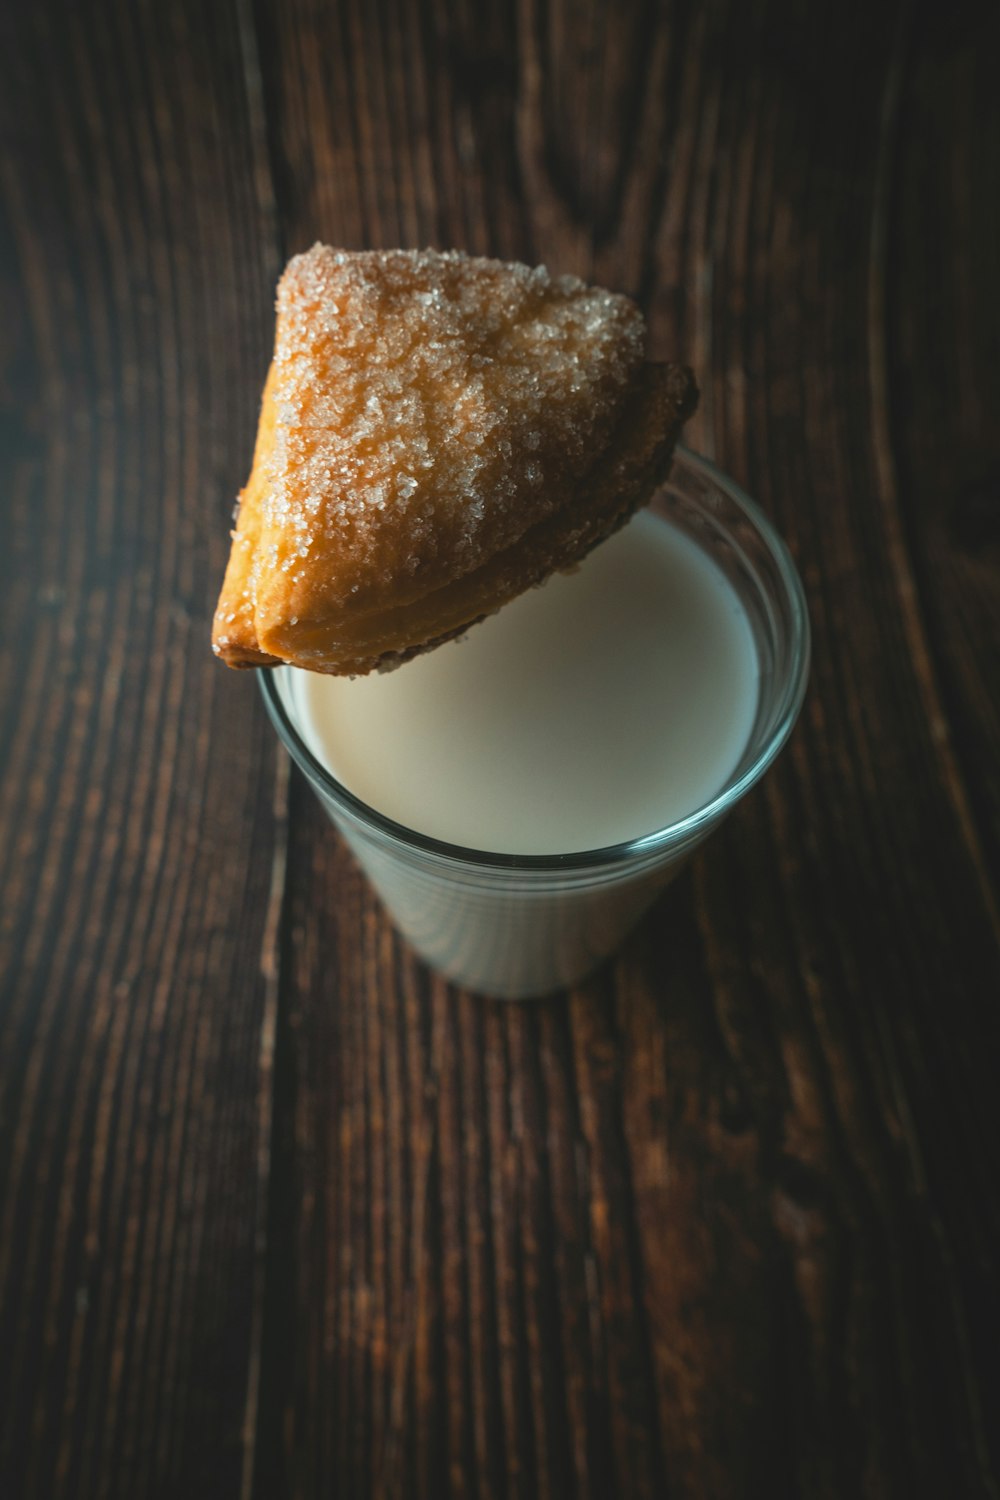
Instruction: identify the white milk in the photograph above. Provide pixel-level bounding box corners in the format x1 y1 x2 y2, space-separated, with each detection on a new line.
288 510 759 856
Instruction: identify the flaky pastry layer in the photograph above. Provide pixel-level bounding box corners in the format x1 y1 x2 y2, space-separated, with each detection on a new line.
213 246 697 674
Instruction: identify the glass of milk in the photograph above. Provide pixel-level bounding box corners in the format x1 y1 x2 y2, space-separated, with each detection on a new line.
259 448 810 999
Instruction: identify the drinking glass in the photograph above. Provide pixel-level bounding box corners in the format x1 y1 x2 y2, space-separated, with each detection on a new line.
259 447 810 999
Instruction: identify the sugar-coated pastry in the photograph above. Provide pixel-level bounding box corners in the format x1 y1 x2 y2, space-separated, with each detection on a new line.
212 245 697 674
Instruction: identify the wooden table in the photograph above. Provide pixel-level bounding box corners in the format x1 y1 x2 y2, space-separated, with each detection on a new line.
2 2 998 1495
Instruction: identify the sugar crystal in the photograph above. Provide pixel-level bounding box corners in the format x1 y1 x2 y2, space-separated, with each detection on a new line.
254 245 647 613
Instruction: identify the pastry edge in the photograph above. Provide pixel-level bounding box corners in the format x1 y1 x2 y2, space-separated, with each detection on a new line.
213 361 698 676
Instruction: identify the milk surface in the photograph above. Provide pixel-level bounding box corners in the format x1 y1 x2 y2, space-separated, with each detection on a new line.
289 510 759 856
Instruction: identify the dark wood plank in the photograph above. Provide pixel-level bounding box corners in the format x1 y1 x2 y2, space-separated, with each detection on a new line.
887 4 1000 897
3 1 999 1497
881 5 1000 1475
248 2 1000 1498
0 2 284 1494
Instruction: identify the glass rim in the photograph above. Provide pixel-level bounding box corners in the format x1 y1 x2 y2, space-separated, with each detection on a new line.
258 445 811 873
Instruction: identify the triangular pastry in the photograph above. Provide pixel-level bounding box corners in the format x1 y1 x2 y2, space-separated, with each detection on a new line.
212 246 697 675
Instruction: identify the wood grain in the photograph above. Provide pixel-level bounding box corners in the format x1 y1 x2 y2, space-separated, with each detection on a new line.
248 2 1000 1498
1 1 998 1498
0 1 283 1494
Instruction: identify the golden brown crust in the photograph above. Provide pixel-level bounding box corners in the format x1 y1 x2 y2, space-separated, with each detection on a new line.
212 363 282 667
212 248 697 675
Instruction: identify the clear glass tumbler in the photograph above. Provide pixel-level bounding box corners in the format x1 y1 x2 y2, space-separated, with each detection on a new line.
259 447 810 1000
